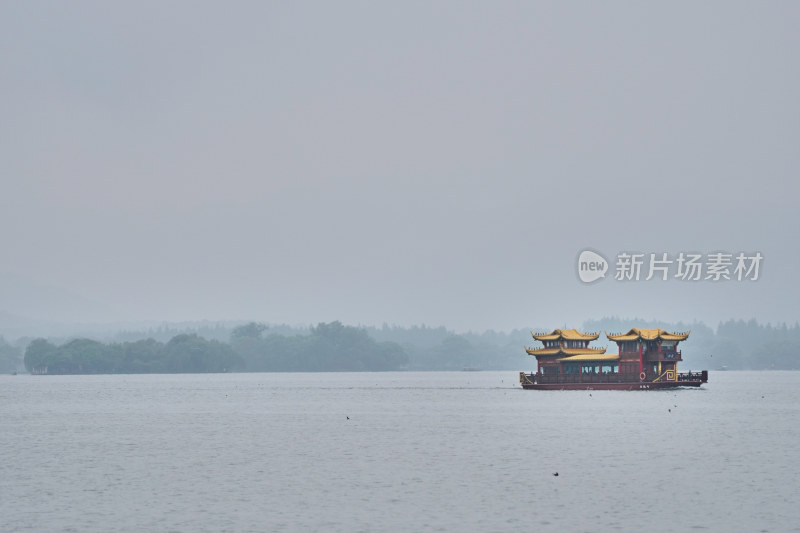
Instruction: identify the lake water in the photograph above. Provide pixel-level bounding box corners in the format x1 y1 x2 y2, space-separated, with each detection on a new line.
1 371 798 532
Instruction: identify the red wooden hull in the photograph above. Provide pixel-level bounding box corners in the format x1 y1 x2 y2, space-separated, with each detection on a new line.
519 370 708 390
521 380 705 390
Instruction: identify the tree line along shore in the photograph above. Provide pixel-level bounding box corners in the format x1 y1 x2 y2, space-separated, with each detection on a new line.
1 317 798 375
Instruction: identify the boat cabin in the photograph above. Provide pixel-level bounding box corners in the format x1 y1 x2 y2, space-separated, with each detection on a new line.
607 328 689 380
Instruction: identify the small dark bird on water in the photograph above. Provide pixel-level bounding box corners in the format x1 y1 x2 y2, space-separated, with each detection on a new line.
553 472 559 477
668 409 671 413
346 416 350 420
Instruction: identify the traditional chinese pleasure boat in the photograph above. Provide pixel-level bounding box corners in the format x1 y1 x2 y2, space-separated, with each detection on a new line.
519 328 708 390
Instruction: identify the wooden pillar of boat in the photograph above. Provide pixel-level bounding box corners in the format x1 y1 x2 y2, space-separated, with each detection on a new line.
638 339 643 377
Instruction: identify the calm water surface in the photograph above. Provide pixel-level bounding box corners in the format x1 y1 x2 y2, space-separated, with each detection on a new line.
1 371 798 532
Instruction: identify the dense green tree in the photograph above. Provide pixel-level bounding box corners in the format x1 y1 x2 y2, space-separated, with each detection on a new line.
226 321 409 371
230 322 269 370
120 338 165 373
163 334 243 373
751 340 800 370
231 322 268 340
62 339 119 373
23 334 244 374
0 337 23 373
304 321 408 371
24 338 57 374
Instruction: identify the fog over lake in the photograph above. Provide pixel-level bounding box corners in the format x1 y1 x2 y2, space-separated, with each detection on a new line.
1 2 798 332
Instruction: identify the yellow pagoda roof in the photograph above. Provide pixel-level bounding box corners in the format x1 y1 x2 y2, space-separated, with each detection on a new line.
530 329 600 341
557 353 620 362
606 328 690 342
525 346 607 356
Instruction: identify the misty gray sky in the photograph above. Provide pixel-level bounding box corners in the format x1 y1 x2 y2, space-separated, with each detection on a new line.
1 2 798 331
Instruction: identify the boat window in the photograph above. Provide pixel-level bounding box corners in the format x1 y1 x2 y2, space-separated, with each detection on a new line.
621 341 639 352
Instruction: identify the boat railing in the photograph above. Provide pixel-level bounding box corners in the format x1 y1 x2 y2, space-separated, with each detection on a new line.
678 370 708 382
